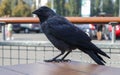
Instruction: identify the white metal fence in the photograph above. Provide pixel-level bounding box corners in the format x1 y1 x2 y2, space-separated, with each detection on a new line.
0 41 120 67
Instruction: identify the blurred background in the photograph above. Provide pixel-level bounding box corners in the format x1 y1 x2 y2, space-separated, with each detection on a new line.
0 0 119 17
0 0 120 40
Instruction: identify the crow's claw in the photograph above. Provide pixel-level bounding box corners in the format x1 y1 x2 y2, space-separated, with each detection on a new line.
62 59 71 62
44 59 54 62
44 59 71 62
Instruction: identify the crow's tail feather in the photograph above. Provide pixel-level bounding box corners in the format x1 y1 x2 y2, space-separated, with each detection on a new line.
78 42 110 65
87 51 105 65
95 53 106 63
89 42 110 59
78 47 105 65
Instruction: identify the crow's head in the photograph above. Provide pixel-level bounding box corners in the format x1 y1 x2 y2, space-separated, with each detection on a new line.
33 6 56 23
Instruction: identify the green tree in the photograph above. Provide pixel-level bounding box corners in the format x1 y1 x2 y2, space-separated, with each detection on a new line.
103 0 114 15
91 0 114 16
54 0 65 15
91 0 100 16
12 0 31 17
0 0 32 17
114 0 119 16
0 0 12 16
54 0 81 16
49 0 118 16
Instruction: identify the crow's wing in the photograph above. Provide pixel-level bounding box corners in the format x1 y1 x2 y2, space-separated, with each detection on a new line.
47 18 91 45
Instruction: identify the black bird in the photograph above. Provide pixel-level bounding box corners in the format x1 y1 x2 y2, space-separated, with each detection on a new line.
33 6 110 65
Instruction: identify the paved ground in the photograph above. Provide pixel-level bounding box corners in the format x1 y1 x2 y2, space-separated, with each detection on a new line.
0 33 48 41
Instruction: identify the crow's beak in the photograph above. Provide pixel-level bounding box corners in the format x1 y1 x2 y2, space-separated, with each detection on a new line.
32 11 37 14
32 10 39 17
32 9 39 15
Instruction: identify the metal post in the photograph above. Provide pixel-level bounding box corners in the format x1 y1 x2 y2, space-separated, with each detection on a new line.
119 0 120 17
109 22 118 44
36 0 38 8
100 0 103 12
51 0 54 10
0 22 6 41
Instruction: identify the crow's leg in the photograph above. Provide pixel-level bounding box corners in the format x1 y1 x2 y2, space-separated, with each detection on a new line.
61 50 71 60
57 50 71 62
52 51 65 60
49 50 71 62
44 50 65 62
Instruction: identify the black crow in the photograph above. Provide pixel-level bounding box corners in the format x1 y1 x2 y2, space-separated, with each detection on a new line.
33 6 110 65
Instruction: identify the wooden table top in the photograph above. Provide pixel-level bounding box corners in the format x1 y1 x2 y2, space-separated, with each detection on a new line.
0 61 119 75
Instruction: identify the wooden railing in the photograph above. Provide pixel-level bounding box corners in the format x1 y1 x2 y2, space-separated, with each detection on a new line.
0 17 120 24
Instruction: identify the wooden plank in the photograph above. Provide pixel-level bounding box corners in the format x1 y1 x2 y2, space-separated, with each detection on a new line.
0 61 120 75
0 17 120 24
